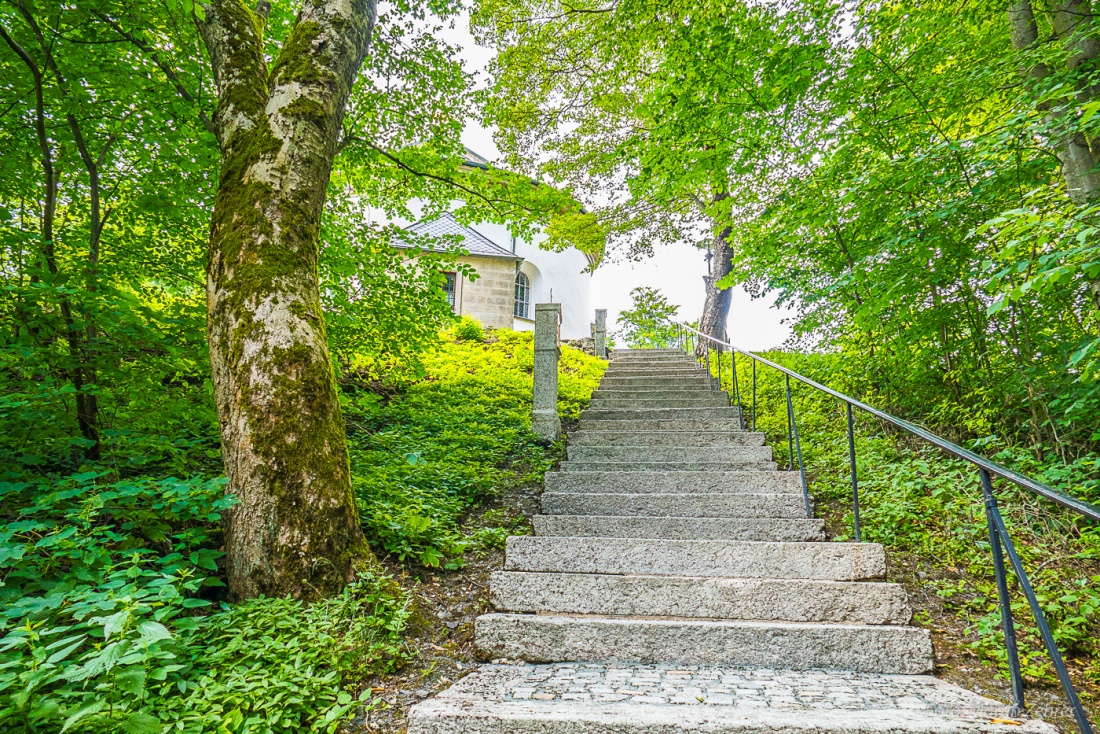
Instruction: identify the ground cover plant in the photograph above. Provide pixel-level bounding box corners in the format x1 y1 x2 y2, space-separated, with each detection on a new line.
0 326 604 733
709 349 1100 724
347 324 605 568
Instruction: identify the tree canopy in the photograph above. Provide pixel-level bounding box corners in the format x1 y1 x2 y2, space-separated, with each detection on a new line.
476 0 1100 455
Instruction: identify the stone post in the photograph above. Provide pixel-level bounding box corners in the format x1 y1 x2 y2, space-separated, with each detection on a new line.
533 303 562 442
594 309 607 358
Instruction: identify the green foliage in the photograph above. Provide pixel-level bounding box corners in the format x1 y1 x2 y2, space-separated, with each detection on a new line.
478 0 1100 461
0 469 410 734
158 574 408 734
346 329 605 568
614 287 680 348
452 316 487 343
713 350 1100 688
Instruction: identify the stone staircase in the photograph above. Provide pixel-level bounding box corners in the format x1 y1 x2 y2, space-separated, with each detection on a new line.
408 348 1056 733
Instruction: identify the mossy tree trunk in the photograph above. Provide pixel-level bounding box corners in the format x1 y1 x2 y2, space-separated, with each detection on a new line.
195 0 378 600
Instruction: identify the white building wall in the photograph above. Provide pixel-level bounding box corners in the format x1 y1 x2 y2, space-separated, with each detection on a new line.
473 222 592 340
360 201 594 340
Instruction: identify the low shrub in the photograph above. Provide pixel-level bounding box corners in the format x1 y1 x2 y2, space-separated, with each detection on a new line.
347 328 605 567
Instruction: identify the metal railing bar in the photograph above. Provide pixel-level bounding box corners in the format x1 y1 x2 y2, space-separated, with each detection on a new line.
847 402 861 543
986 483 1095 733
751 358 757 431
785 373 812 518
981 469 1024 716
674 323 1100 522
731 350 740 408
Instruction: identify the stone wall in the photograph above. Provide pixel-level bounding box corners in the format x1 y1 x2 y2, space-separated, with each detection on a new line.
457 256 517 329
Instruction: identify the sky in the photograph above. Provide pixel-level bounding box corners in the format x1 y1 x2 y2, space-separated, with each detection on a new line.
443 14 795 351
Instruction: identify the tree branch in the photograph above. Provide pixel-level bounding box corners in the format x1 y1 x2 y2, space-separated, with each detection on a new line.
93 11 217 137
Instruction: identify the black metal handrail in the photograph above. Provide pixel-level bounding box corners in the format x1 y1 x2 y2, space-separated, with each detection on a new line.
674 322 1098 733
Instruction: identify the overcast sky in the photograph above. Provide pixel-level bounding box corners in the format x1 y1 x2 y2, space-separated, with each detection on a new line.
444 14 795 351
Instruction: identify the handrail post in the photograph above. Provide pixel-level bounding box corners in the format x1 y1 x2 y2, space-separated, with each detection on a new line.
704 338 711 380
751 358 756 432
532 303 562 442
714 342 722 392
594 309 607 358
785 374 811 517
847 402 861 543
981 469 1024 716
785 374 794 470
731 350 740 411
986 478 1094 733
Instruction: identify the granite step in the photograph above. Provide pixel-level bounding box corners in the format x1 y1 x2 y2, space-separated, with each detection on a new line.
561 461 776 472
408 664 1052 734
592 389 724 399
566 445 772 463
542 492 805 518
475 614 934 674
601 368 705 377
590 399 731 410
568 431 765 447
504 537 883 580
531 514 826 541
543 470 801 495
582 407 743 422
579 418 745 431
491 572 912 624
607 356 690 365
598 377 716 389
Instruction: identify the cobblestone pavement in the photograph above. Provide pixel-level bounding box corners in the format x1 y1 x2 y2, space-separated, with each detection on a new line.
493 663 1012 714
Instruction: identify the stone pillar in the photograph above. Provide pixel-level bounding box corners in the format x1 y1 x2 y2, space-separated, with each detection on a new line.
533 303 562 442
594 309 607 358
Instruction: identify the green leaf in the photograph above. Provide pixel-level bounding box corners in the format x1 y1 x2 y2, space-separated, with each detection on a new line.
120 712 162 734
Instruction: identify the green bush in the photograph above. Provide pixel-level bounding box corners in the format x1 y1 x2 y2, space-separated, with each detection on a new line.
451 316 486 342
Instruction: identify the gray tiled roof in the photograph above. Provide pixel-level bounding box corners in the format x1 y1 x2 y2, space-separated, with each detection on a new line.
400 212 519 260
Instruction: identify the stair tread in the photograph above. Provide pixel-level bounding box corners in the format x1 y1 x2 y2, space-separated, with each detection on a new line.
409 664 1052 733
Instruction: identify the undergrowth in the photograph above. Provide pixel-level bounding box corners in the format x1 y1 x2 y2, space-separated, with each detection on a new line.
346 326 605 568
0 326 604 733
713 350 1100 703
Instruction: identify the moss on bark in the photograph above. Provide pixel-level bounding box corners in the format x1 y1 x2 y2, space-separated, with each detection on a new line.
200 0 379 601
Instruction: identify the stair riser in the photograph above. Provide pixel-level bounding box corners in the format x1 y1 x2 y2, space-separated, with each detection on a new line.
490 572 912 625
593 389 723 398
532 515 826 541
567 446 772 463
580 419 744 431
561 462 777 472
599 378 716 389
608 358 693 364
569 432 762 447
505 537 884 580
475 615 934 674
544 471 802 494
542 493 805 518
602 369 705 377
584 408 742 420
590 399 730 409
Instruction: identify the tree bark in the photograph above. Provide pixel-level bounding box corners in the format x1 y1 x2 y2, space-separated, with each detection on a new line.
698 194 733 353
1009 0 1100 200
196 0 378 600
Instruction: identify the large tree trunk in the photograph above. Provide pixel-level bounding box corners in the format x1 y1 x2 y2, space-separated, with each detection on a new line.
698 193 734 353
196 0 377 600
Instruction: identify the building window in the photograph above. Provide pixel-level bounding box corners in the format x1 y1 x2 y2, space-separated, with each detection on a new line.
514 270 531 319
443 272 456 311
